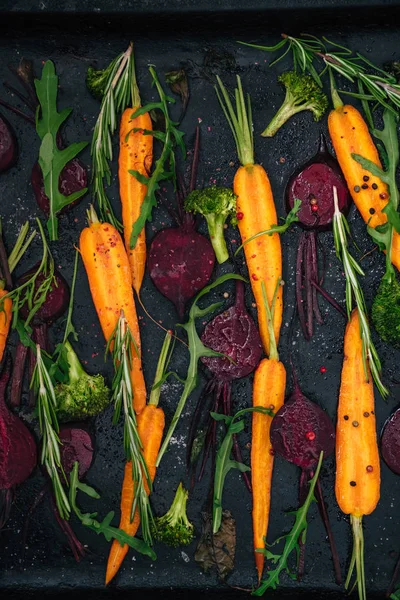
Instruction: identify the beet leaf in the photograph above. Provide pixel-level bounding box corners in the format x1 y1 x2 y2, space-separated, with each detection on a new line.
253 451 323 595
35 61 88 241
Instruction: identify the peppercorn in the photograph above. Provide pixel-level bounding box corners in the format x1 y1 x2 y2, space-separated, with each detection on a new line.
350 481 356 487
362 183 369 190
372 183 378 190
352 420 359 427
354 186 361 193
380 192 388 200
363 411 370 417
363 175 370 182
369 208 375 215
344 415 349 420
366 465 373 473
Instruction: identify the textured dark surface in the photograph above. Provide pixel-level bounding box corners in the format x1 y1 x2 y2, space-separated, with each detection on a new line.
0 4 400 600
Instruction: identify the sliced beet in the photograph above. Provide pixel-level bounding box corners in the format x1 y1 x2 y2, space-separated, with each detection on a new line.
31 157 87 217
285 133 350 231
201 280 262 381
148 128 215 319
188 281 262 493
18 265 70 325
0 355 37 529
58 425 94 479
269 363 339 583
0 112 18 173
286 135 349 339
270 380 335 470
381 407 400 475
148 221 215 319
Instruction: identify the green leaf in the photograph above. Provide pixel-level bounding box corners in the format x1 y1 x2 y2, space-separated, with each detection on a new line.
351 153 388 182
35 61 88 241
129 170 150 185
212 406 274 534
383 202 400 234
69 462 156 558
234 199 301 256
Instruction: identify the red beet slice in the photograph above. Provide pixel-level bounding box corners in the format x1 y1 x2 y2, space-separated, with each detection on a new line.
201 280 262 381
0 355 37 528
381 408 400 475
285 133 350 231
148 222 215 319
18 265 70 325
31 157 87 217
59 425 94 479
270 370 335 470
0 112 18 173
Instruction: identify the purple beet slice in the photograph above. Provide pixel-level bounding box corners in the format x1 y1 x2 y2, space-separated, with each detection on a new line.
0 113 18 173
201 279 262 381
285 133 350 231
31 157 87 216
381 407 400 475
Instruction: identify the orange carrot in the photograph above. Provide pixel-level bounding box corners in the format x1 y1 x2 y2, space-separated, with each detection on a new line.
0 288 12 363
335 308 380 600
252 356 286 581
80 206 146 413
119 95 153 294
328 101 400 271
216 76 282 357
106 331 170 584
105 403 165 584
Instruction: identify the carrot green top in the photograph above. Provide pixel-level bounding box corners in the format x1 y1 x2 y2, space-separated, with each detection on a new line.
215 75 254 166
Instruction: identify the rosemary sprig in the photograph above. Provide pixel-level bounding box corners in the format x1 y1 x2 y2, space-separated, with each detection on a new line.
332 186 388 399
69 462 156 560
1 218 55 329
31 344 70 519
107 311 153 545
129 66 185 249
91 42 139 230
253 452 323 595
211 406 274 534
239 34 400 114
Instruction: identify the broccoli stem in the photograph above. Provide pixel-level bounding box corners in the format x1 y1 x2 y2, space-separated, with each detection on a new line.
262 101 309 137
64 340 86 382
205 213 229 264
164 482 190 527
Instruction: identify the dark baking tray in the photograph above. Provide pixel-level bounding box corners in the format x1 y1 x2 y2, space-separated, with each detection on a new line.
1 2 400 599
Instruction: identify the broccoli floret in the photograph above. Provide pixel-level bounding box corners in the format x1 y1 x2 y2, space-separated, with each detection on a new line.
152 482 194 547
86 63 115 100
262 71 328 137
372 276 400 349
184 185 237 264
55 341 111 422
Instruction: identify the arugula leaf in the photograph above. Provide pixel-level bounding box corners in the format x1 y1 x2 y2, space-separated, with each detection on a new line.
352 110 400 263
129 67 185 249
69 462 156 558
212 406 274 534
35 61 88 241
252 452 323 595
234 198 302 256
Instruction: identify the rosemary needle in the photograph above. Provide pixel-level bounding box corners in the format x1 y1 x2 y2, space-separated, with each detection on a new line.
32 344 70 519
108 311 153 545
